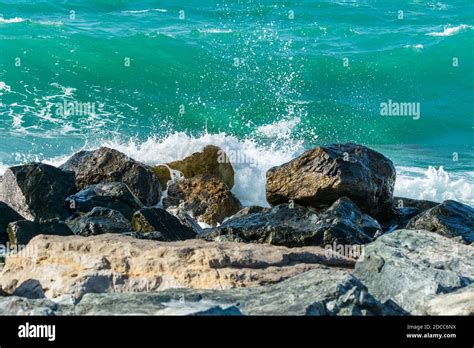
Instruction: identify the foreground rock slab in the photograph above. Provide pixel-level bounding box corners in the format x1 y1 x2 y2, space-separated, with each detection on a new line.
0 268 405 316
266 143 396 216
354 229 474 314
0 163 76 221
0 234 354 300
60 147 161 206
406 200 474 243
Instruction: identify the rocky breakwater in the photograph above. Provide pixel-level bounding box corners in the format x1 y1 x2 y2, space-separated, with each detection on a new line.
0 142 472 315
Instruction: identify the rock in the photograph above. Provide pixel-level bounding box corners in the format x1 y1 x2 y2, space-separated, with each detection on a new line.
163 175 242 226
0 201 24 245
406 200 474 243
0 268 405 316
165 206 204 235
226 206 270 220
354 229 474 314
12 279 45 299
0 296 59 315
378 197 440 231
423 284 474 315
154 145 234 189
66 207 132 236
202 198 379 247
0 163 76 221
0 234 354 300
393 196 438 211
7 219 73 246
266 143 396 216
60 147 161 206
125 231 166 241
131 207 197 241
65 182 144 220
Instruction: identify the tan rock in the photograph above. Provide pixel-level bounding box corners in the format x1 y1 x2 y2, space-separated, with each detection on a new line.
0 234 354 300
154 145 234 189
163 175 242 226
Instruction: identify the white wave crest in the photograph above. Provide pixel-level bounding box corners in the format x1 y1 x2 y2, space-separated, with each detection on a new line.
121 9 167 14
395 166 473 205
0 17 25 24
427 24 473 37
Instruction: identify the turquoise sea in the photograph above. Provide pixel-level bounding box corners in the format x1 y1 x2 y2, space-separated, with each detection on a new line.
0 0 473 206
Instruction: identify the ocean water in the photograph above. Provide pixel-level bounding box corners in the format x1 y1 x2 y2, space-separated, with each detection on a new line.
0 0 473 207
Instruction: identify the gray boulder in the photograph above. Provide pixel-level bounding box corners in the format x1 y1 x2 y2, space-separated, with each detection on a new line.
202 198 379 247
354 229 474 314
65 182 144 220
266 143 396 216
7 219 73 246
0 201 24 245
60 147 161 206
66 207 132 236
131 207 197 241
0 163 76 221
406 200 474 243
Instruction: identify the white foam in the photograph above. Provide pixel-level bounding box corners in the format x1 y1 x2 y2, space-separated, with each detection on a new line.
101 132 304 207
427 24 473 37
1 132 472 208
197 29 233 34
395 166 473 205
121 9 167 14
0 17 25 24
0 81 11 93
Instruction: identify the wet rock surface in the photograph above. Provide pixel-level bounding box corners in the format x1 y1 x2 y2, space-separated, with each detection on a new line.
0 163 76 221
65 182 143 220
163 175 242 226
60 147 161 206
266 143 396 216
405 200 474 243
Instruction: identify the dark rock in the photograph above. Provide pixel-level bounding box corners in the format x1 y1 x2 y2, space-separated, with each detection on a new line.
163 175 242 226
378 197 440 231
153 145 235 189
7 219 73 246
0 201 24 245
125 231 166 241
266 143 396 216
406 200 474 243
393 196 438 211
66 207 132 236
354 229 474 314
202 198 379 247
60 147 161 206
0 163 76 221
165 206 204 235
226 206 270 220
131 207 196 241
13 279 45 299
65 182 143 220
